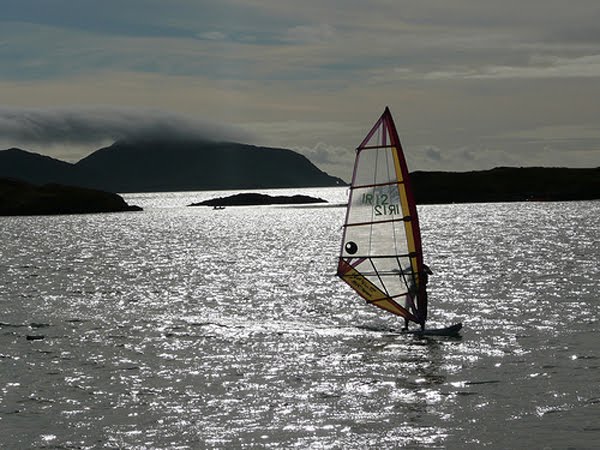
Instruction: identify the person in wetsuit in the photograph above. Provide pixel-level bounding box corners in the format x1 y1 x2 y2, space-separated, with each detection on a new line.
403 264 433 331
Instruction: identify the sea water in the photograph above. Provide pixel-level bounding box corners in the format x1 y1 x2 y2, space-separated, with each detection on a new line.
0 188 598 449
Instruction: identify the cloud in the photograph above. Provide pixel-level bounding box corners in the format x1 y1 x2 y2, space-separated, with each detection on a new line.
423 146 442 162
0 106 255 148
198 31 228 41
291 142 353 180
423 54 600 80
284 23 336 44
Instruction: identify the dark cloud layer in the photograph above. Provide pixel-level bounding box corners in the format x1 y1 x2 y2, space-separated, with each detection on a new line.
0 106 254 147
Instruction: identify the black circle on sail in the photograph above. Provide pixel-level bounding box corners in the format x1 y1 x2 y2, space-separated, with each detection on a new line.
345 241 358 254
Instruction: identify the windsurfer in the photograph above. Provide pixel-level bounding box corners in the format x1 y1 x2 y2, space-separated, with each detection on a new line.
402 264 433 331
422 264 433 285
402 319 409 331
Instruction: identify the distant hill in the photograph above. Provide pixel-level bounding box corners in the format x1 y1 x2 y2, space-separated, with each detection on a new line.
0 148 86 186
0 140 345 193
410 167 600 203
1 144 599 202
0 178 142 216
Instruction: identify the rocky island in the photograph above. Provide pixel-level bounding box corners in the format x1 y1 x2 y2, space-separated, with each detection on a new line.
0 178 142 216
189 193 328 207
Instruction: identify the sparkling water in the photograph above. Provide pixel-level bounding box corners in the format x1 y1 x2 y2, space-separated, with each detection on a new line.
1 188 598 448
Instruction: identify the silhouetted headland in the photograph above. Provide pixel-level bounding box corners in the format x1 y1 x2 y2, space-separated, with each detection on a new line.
1 145 598 203
0 140 345 193
0 178 142 216
410 167 600 204
189 193 327 207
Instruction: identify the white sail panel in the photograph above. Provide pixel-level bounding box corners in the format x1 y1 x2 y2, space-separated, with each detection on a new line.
353 146 398 186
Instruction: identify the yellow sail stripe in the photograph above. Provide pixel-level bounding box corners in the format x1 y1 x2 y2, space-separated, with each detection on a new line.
339 261 415 320
339 263 386 301
391 146 419 282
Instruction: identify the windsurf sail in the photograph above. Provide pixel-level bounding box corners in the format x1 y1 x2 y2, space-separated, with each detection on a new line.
337 107 428 327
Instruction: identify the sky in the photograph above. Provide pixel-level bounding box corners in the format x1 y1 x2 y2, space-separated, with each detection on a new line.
1 0 600 180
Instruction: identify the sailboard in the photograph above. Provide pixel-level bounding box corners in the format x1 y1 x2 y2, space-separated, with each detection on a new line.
337 107 461 336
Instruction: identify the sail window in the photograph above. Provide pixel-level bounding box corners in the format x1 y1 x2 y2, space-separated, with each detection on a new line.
345 241 358 254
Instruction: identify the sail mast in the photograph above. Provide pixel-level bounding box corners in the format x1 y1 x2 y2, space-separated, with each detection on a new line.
383 107 427 324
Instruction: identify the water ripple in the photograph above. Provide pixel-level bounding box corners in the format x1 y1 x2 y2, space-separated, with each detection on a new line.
1 193 598 448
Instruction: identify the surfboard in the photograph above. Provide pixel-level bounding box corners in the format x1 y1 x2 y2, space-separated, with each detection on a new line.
401 322 463 337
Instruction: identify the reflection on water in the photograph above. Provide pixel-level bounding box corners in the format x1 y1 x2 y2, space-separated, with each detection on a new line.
1 189 598 448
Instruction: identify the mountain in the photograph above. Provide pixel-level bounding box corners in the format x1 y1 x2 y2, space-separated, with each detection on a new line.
75 139 345 192
0 140 346 192
0 148 84 186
